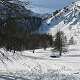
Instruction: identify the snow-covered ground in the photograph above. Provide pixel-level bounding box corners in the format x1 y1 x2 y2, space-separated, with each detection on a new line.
1 0 80 80
0 45 80 80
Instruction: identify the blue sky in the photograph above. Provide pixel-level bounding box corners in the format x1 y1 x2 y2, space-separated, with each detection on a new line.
21 0 74 14
30 0 73 8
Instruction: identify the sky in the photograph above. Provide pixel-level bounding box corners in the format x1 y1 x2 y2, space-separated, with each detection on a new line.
21 0 74 14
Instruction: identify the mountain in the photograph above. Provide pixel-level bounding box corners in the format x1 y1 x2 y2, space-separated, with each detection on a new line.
39 0 80 45
20 0 73 14
0 0 42 33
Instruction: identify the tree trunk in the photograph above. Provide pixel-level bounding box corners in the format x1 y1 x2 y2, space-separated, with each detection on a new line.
59 50 62 56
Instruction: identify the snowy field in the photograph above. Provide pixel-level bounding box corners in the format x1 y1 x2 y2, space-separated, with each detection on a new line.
0 45 80 80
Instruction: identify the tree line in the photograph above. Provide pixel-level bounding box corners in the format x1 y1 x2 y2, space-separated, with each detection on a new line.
0 17 53 52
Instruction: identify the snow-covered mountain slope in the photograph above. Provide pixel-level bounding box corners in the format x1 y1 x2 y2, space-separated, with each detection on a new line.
39 1 80 45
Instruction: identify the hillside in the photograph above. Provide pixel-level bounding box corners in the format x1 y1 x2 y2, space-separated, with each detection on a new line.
21 0 73 14
39 1 80 45
0 0 42 32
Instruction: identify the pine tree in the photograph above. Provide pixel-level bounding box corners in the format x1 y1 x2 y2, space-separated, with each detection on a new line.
53 31 66 56
69 37 74 45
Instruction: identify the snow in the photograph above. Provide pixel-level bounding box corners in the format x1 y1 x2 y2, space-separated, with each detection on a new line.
75 0 80 6
33 1 80 79
1 0 80 80
39 0 80 45
0 46 80 79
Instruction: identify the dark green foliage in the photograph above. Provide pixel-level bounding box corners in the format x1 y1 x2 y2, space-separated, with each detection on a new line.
0 0 44 52
0 33 53 52
53 31 67 56
0 16 53 52
0 0 53 53
24 34 53 50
